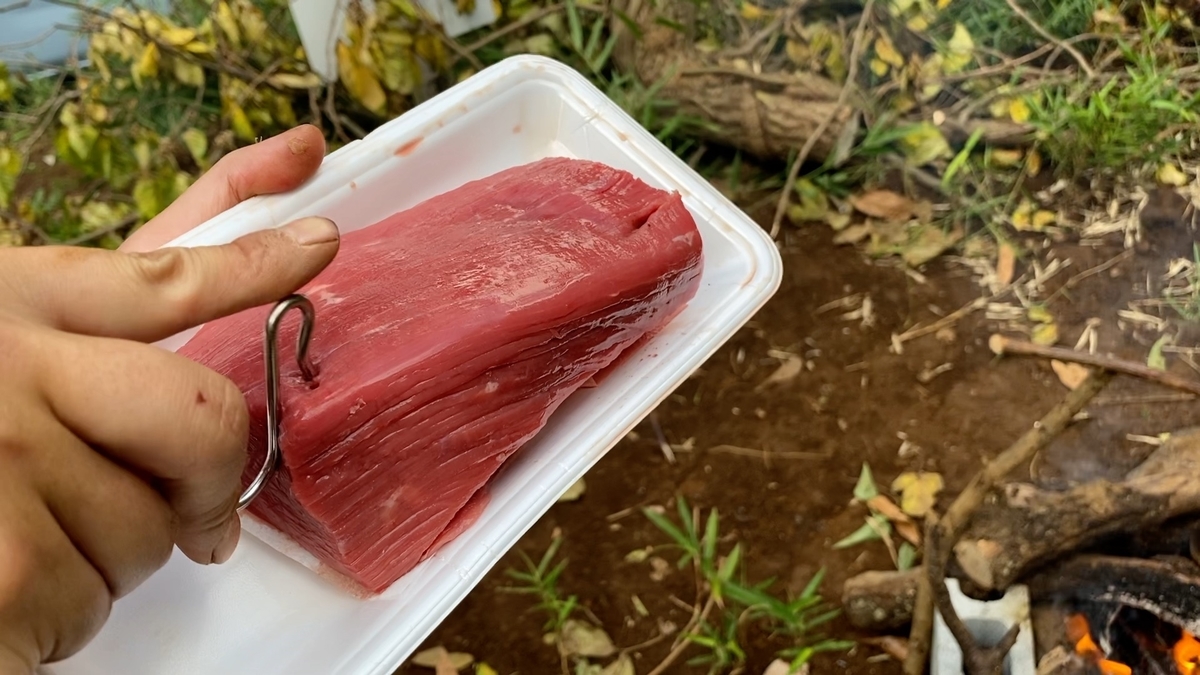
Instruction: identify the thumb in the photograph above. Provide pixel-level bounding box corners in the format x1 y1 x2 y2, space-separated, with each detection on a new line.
3 218 340 343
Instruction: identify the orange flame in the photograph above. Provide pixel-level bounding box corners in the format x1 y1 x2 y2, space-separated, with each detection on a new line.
1067 613 1133 675
1175 630 1200 674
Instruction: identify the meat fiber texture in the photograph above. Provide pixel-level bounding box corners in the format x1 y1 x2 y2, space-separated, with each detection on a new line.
177 157 704 595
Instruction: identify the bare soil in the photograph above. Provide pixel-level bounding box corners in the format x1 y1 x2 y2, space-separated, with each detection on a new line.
395 196 1200 674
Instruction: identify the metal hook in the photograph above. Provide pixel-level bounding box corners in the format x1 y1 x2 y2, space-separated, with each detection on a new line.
237 294 319 511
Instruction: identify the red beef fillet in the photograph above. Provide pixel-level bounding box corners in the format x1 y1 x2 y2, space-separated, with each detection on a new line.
177 157 704 594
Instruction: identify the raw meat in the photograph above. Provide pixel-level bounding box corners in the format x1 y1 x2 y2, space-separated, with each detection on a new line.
178 157 704 594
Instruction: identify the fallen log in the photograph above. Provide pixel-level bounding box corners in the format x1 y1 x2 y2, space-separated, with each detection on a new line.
842 568 923 631
953 427 1200 592
842 427 1200 630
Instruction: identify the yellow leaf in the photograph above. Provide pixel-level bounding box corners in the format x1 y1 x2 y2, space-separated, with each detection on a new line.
181 128 208 167
476 664 499 675
79 201 132 232
989 97 1011 119
890 472 943 518
1011 200 1053 231
874 34 904 68
173 59 205 88
66 124 99 160
132 177 161 220
937 0 952 7
237 3 268 46
1027 304 1053 324
159 26 197 46
989 148 1024 168
870 58 890 77
785 39 809 66
996 242 1015 285
337 41 387 113
1032 322 1059 346
215 1 241 47
131 42 160 89
1008 98 1031 123
740 1 766 20
1158 163 1189 186
133 139 152 173
944 23 974 73
906 15 929 31
226 99 255 142
900 122 951 165
1025 148 1043 177
268 72 322 89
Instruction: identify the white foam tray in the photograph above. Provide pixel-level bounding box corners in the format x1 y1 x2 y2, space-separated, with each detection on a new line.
44 55 782 675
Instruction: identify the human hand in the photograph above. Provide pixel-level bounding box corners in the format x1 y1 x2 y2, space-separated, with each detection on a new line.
0 125 338 674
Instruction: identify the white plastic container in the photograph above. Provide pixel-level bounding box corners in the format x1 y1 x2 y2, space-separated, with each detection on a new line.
43 55 783 675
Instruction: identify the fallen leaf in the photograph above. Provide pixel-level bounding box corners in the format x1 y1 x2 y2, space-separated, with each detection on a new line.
902 222 963 267
895 520 922 546
1027 305 1054 324
870 58 889 77
854 462 879 502
1051 360 1089 390
1025 148 1043 177
1158 163 1189 187
1032 322 1059 346
1148 335 1171 371
989 148 1024 168
891 472 944 518
560 620 616 658
851 189 917 221
834 223 872 245
739 1 766 20
867 494 910 523
900 122 952 166
996 242 1016 285
874 34 904 68
833 514 890 549
943 23 974 72
558 477 586 502
601 654 636 675
897 542 918 570
755 355 804 392
411 646 474 674
475 664 499 675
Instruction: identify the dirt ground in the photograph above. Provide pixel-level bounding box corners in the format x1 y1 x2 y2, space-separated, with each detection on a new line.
395 192 1200 674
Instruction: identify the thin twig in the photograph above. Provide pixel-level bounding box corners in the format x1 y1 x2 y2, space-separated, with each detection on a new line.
648 411 676 464
646 594 715 675
0 209 51 244
458 3 564 57
769 0 874 240
903 370 1110 674
990 334 1200 397
1002 0 1095 79
1045 248 1135 304
61 215 139 246
891 295 991 352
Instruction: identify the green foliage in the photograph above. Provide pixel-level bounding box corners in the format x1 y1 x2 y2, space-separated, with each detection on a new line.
643 497 852 673
1027 26 1200 176
938 0 1100 56
501 534 580 634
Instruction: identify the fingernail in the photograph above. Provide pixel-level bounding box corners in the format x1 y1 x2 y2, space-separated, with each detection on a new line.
282 217 339 246
211 516 240 565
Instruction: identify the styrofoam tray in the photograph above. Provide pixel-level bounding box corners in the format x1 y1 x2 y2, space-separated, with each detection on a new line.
44 55 782 675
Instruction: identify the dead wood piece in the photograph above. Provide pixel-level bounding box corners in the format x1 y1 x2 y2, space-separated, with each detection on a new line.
610 0 853 163
843 568 923 631
990 334 1200 397
954 426 1200 592
1027 554 1200 635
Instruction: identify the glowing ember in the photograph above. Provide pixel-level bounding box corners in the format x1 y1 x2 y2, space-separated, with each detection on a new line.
1067 613 1133 675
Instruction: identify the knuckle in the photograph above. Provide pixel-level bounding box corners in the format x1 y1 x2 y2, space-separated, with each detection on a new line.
203 374 250 473
124 248 206 320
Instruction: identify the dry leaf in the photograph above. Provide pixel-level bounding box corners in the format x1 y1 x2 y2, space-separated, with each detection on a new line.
996 243 1015 285
834 223 872 245
1008 98 1031 123
895 520 922 546
891 472 944 518
851 189 916 221
989 148 1024 168
476 664 499 675
866 494 911 523
755 355 804 392
601 654 636 675
1051 360 1089 390
411 646 474 674
874 34 904 68
560 620 616 658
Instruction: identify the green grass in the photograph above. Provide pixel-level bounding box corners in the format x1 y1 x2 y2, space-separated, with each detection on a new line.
500 534 581 634
938 0 1100 57
643 497 853 675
